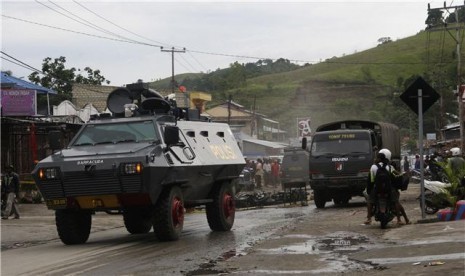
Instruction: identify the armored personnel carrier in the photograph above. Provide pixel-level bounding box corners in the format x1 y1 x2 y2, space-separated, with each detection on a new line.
32 83 245 244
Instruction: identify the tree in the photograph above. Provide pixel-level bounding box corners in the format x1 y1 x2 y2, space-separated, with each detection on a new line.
75 67 110 85
425 9 444 28
377 37 392 46
445 7 465 23
28 56 110 113
29 56 110 100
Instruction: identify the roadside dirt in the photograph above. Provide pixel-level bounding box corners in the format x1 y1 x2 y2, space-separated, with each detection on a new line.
212 183 465 275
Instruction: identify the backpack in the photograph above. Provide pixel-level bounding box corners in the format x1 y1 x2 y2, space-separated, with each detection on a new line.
374 163 391 194
393 173 409 191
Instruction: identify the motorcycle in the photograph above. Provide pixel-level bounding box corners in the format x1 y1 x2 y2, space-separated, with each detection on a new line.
373 183 395 229
419 179 451 214
237 167 254 192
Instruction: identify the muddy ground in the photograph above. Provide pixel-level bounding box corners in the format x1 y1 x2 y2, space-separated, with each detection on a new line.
211 182 465 275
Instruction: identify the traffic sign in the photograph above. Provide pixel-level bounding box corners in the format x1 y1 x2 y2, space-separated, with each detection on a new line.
400 77 440 114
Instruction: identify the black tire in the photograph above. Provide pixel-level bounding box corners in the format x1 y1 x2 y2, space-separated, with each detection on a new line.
153 186 184 241
424 202 439 215
56 209 92 245
206 181 235 231
314 191 326 208
123 207 153 234
380 214 389 229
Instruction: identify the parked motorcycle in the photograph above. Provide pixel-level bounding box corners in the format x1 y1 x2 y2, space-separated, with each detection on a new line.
419 179 451 214
237 167 254 192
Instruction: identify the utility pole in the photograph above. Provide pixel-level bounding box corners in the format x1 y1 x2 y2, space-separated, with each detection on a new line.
427 2 464 149
228 94 232 125
251 95 256 137
161 47 186 94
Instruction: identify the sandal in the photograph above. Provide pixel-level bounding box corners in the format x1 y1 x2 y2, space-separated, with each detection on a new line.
364 219 372 225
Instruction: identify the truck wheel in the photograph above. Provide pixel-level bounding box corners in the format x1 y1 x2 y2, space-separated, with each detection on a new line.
314 191 326 208
123 207 153 234
56 209 92 245
206 181 235 231
153 186 184 241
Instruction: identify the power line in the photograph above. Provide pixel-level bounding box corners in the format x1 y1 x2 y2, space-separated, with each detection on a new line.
37 0 145 45
72 0 172 48
3 14 451 67
1 51 43 73
1 15 163 48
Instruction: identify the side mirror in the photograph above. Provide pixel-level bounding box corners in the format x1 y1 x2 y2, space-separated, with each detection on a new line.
164 125 180 146
301 137 307 150
48 130 63 151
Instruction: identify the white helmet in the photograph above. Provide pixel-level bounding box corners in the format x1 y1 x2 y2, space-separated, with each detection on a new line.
378 148 392 161
451 147 461 156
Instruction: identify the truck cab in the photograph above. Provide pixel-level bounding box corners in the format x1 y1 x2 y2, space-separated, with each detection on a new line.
304 120 400 208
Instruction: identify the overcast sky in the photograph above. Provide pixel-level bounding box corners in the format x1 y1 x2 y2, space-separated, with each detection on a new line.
1 0 445 87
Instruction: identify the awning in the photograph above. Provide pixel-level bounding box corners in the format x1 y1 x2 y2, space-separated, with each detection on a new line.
1 72 57 94
242 138 288 149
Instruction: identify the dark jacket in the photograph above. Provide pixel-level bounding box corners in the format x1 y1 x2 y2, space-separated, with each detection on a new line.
2 172 20 194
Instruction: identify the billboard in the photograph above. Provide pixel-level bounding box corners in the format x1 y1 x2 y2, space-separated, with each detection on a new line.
1 89 37 116
297 117 312 137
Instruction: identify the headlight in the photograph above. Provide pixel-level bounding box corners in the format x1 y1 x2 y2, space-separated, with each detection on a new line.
38 167 61 180
121 162 143 175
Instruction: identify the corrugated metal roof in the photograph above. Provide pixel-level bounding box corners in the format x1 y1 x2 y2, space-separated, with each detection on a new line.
1 72 57 94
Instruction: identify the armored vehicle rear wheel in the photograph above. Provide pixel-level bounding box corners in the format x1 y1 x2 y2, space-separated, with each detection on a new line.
206 181 235 231
123 207 153 234
56 209 92 245
153 186 184 241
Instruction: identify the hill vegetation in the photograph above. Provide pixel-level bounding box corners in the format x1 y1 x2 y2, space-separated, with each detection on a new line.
150 28 463 147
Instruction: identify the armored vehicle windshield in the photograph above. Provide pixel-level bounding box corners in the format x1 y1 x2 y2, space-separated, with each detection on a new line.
73 120 158 146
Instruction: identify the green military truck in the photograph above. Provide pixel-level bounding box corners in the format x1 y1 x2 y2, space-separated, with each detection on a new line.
303 120 400 208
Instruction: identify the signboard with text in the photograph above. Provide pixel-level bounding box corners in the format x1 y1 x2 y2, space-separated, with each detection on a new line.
1 89 37 116
297 117 312 137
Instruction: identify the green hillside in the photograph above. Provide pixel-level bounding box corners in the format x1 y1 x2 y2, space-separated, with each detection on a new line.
152 29 462 140
227 29 461 138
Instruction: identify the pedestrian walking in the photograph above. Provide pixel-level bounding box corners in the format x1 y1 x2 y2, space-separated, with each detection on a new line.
255 159 264 189
271 159 281 188
1 165 20 219
263 159 272 187
402 156 410 174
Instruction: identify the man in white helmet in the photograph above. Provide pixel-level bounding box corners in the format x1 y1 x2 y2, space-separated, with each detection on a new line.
448 147 465 177
364 149 409 225
447 148 465 185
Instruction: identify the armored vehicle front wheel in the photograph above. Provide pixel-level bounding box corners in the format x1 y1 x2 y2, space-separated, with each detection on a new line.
56 209 92 245
153 186 184 241
123 207 153 234
206 181 235 231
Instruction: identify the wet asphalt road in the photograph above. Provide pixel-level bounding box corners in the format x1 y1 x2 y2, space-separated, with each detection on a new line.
2 185 465 276
1 205 314 276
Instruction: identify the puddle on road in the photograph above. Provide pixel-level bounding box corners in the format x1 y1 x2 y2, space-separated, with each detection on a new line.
260 231 375 255
253 231 376 273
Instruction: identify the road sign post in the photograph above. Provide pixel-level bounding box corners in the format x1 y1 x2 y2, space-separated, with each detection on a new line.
400 77 440 219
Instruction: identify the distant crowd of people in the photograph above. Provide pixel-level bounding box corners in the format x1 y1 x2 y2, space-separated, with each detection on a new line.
244 158 281 189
